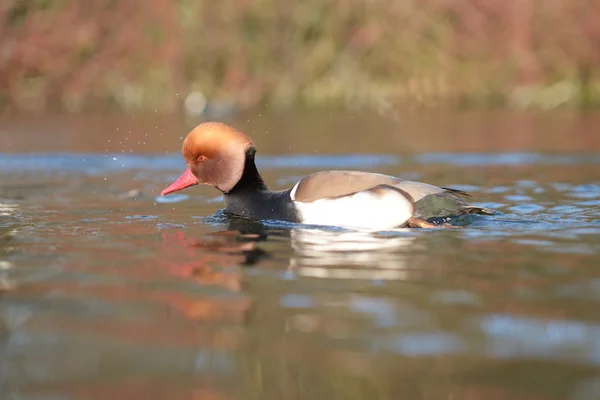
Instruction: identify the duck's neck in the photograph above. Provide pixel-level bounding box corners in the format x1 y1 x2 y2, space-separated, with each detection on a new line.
223 154 275 218
226 153 268 195
223 152 298 221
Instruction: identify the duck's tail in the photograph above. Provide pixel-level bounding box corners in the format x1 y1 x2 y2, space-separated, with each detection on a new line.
461 205 496 216
441 187 495 216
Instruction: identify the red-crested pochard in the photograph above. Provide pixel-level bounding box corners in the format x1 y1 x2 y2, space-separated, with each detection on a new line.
161 122 493 229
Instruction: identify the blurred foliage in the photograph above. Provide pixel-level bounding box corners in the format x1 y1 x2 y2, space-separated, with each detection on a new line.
0 0 599 114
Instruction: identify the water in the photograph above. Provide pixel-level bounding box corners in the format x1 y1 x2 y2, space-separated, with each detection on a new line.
1 112 599 399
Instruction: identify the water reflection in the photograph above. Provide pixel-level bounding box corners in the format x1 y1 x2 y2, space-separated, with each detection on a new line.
2 111 600 399
289 228 419 280
204 213 425 281
0 225 251 399
156 230 254 322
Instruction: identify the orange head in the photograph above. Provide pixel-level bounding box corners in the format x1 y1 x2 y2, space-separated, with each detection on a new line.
161 122 255 195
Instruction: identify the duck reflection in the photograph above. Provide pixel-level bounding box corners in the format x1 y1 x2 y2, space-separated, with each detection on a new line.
156 214 425 324
157 228 254 323
215 214 425 281
163 212 423 283
289 227 420 280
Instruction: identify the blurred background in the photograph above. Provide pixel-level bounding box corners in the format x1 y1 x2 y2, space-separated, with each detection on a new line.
1 0 599 116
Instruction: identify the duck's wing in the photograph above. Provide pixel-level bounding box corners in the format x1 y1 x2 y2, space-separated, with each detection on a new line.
290 170 402 202
290 171 452 204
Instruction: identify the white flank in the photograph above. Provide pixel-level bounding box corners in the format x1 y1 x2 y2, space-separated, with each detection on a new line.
290 180 299 200
291 184 413 230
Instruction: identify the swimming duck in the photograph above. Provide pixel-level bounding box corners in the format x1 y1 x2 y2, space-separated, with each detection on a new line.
161 122 493 229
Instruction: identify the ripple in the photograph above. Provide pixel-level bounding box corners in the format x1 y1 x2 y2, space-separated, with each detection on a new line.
513 238 555 246
155 194 189 203
551 183 573 192
0 261 13 270
390 332 466 356
477 314 600 366
156 223 186 229
476 202 508 209
576 199 600 206
547 205 584 214
350 297 397 328
571 184 600 193
206 195 224 203
125 215 158 220
569 185 600 199
507 204 546 213
431 290 480 306
0 153 399 173
280 294 316 309
486 186 511 193
505 194 535 202
516 180 539 188
416 153 600 166
2 152 599 174
81 217 108 223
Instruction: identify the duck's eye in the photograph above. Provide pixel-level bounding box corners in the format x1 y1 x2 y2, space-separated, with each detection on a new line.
198 155 207 162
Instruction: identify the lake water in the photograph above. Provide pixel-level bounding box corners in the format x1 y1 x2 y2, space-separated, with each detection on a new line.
1 111 599 399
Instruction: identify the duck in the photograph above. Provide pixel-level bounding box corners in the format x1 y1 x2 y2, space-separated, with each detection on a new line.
161 122 493 230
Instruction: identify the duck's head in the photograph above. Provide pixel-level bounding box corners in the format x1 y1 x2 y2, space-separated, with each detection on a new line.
161 122 255 196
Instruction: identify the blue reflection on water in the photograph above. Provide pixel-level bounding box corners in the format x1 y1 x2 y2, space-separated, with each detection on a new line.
477 314 600 365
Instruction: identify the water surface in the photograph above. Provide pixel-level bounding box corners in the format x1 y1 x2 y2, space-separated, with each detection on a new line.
1 111 599 399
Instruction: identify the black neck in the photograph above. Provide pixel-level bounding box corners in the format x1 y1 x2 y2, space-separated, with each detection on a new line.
222 149 297 221
227 149 268 194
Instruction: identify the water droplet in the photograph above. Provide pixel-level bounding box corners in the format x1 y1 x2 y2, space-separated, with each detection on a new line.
112 157 118 161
